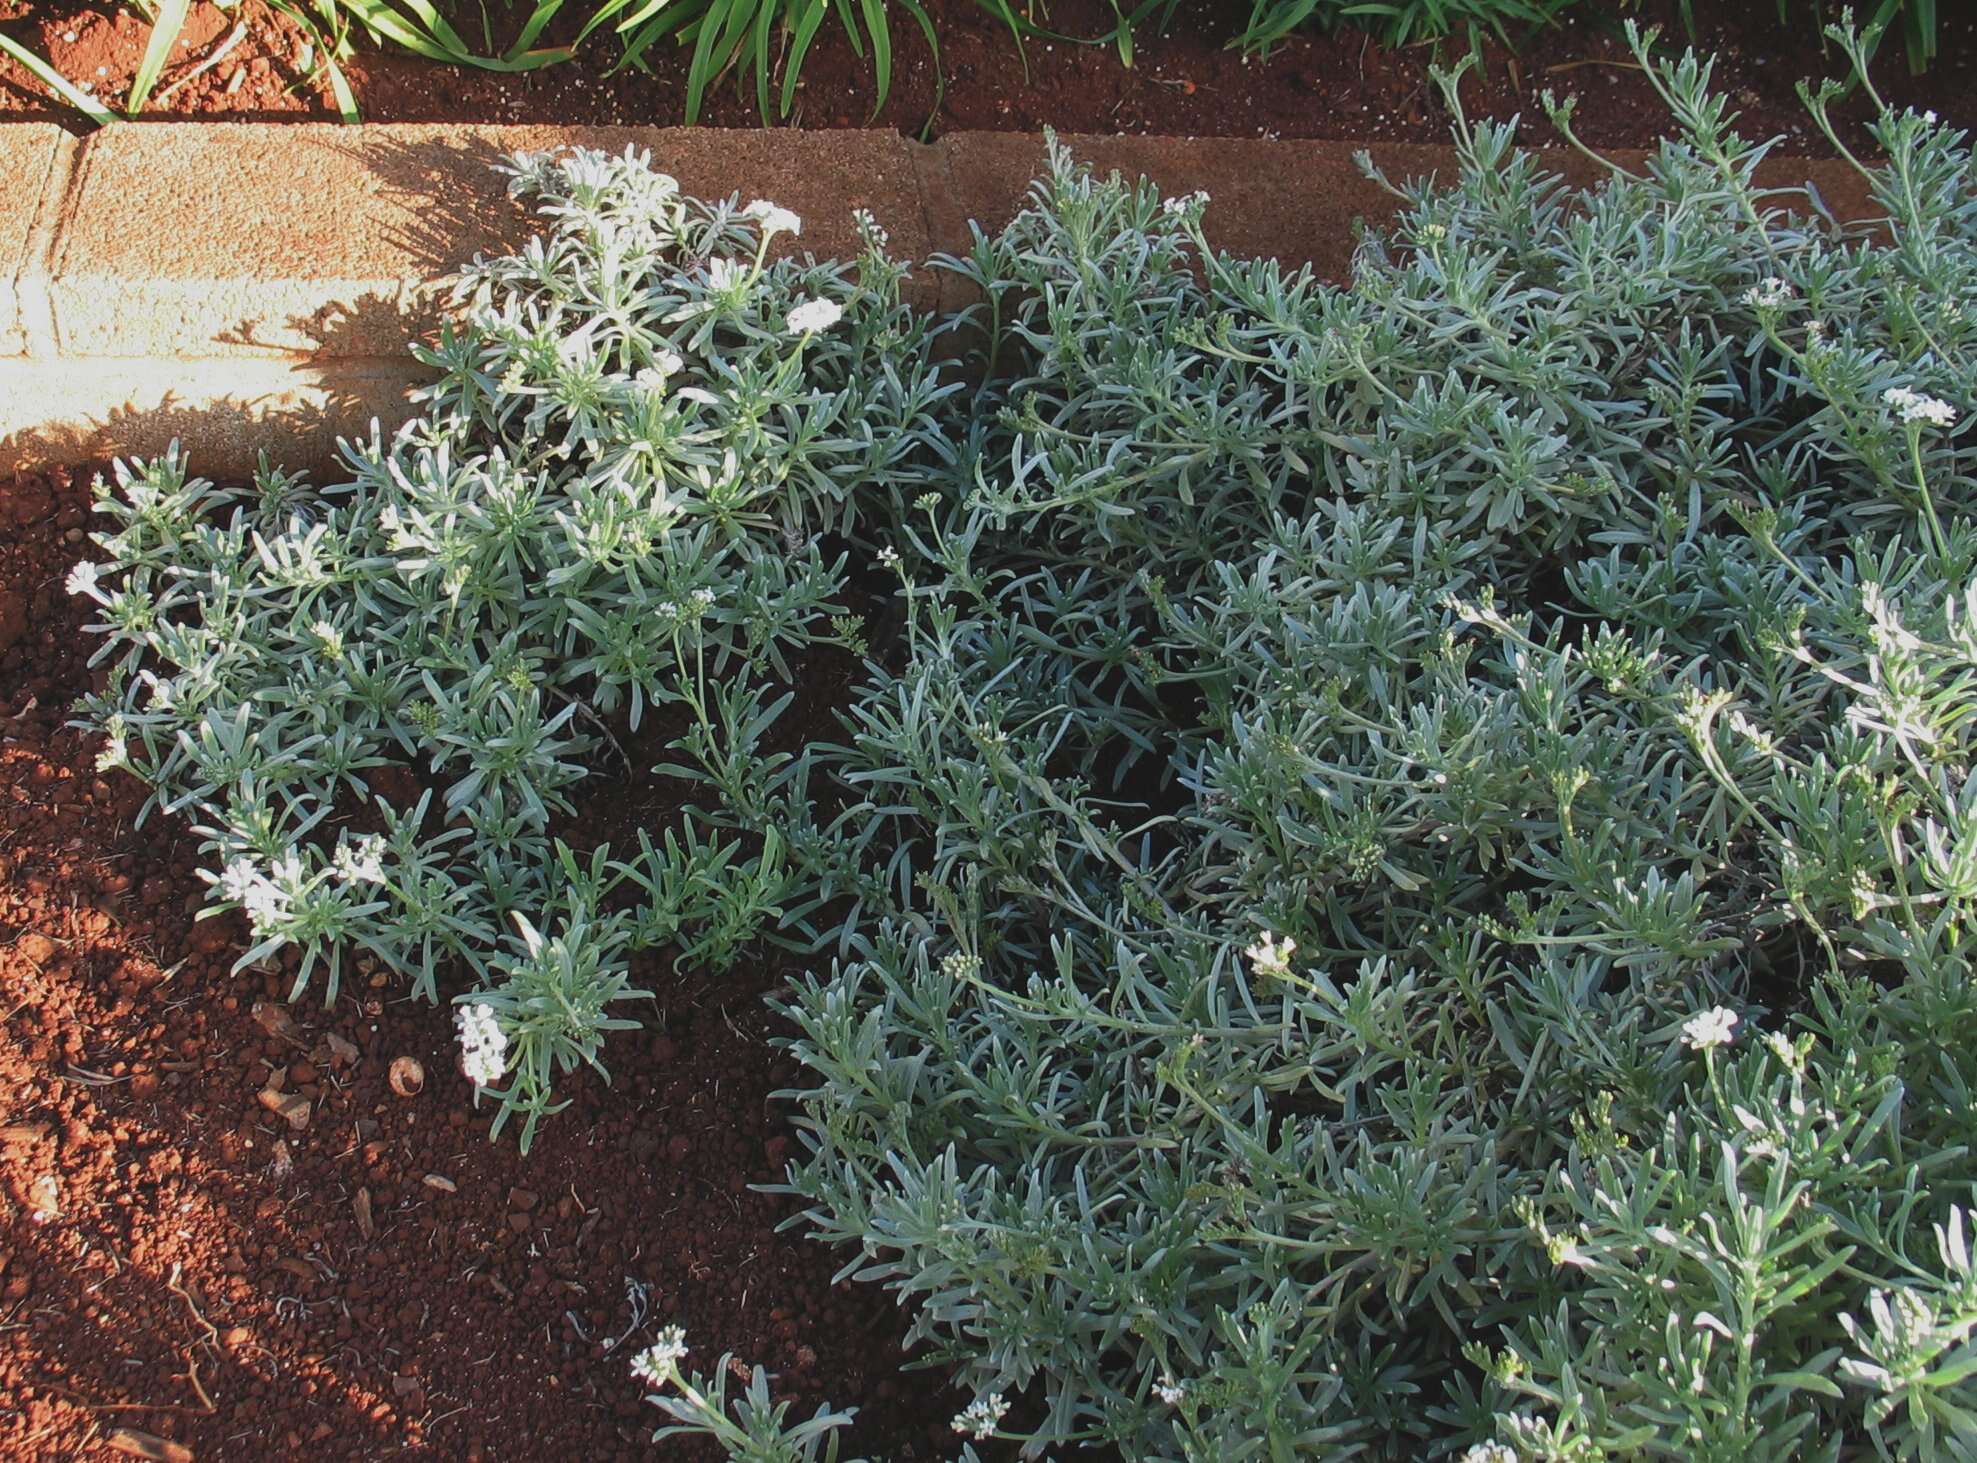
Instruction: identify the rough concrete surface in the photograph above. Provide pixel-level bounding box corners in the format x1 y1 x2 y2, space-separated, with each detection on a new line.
48 125 931 359
0 125 72 358
0 121 1886 475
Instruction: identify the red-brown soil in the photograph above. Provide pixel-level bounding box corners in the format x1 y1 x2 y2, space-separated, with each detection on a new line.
0 469 962 1459
0 0 1969 148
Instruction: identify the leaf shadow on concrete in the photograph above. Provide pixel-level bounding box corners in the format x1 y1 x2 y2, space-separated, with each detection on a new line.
0 133 532 482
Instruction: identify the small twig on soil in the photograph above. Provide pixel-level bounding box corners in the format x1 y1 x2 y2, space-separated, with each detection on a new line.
41 1385 201 1415
63 1064 127 1086
164 1264 220 1349
1547 58 1648 74
562 695 630 770
180 1349 217 1414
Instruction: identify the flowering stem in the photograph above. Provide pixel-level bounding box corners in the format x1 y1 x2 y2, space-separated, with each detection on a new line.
1909 430 1951 565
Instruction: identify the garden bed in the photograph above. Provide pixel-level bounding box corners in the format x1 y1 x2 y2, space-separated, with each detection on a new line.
4 11 1975 1460
0 468 961 1459
0 0 1969 147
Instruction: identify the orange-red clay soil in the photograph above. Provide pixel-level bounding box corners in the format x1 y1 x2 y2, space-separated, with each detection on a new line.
0 466 964 1460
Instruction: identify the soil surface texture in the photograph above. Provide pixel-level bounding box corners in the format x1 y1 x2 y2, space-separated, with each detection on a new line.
0 0 1968 148
0 468 964 1459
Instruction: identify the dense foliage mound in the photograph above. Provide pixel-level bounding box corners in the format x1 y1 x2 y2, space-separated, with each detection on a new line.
76 26 1977 1459
71 153 953 1146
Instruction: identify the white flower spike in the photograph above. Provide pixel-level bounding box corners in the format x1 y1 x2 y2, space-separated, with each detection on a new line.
1742 277 1795 310
629 1326 689 1388
455 1002 509 1087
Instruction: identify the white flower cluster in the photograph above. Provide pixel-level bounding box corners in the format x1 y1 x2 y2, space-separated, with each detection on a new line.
629 1326 689 1387
1160 189 1211 217
656 587 717 626
331 833 388 886
1682 1005 1738 1050
634 351 685 395
1152 1373 1186 1405
741 199 801 237
938 950 983 981
1459 1445 1518 1463
1884 386 1958 428
1244 931 1296 978
455 1002 509 1087
138 670 176 711
1742 276 1795 310
786 297 844 336
951 1392 1009 1440
219 852 301 934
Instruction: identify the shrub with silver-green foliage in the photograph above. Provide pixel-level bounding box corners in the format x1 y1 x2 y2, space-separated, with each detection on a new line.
71 147 955 1148
730 30 1977 1460
70 23 1977 1458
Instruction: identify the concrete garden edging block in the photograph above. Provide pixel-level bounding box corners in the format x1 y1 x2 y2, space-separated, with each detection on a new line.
0 124 73 358
0 122 1876 478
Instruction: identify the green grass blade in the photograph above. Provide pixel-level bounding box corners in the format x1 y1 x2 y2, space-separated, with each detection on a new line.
751 0 775 121
0 31 120 126
896 0 943 129
127 0 193 114
682 0 740 122
613 0 705 75
318 42 361 120
858 0 891 112
607 0 672 38
340 0 571 69
386 0 475 58
1909 0 1936 69
508 0 569 56
338 0 467 59
779 0 830 115
261 0 362 120
574 0 643 49
833 0 865 60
